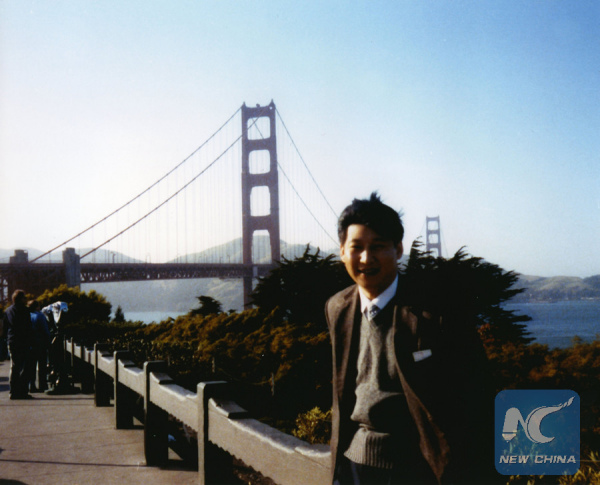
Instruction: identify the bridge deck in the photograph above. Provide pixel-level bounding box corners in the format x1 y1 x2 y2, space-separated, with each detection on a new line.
0 360 198 484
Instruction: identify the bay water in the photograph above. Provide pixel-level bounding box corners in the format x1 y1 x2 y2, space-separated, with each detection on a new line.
504 300 600 348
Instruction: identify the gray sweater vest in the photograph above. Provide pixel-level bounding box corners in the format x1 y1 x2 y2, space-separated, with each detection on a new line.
343 303 412 469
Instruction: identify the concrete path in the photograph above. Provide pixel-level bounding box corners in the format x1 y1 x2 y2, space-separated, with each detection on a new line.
0 360 199 484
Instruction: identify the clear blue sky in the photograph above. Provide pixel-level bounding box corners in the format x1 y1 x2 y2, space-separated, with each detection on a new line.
1 1 598 277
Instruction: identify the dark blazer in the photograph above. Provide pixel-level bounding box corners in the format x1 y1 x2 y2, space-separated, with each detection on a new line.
3 304 32 348
325 281 494 484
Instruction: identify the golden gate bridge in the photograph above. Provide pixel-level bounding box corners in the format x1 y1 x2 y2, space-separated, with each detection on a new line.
0 101 340 307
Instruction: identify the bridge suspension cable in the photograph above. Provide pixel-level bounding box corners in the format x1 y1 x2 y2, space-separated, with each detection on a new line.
31 107 242 263
79 114 264 260
276 163 338 246
275 109 338 220
250 108 339 248
29 102 339 267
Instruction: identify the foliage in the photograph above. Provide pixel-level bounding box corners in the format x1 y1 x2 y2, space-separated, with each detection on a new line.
62 319 143 347
486 339 600 458
30 285 141 345
491 340 600 484
37 284 112 323
251 242 532 346
108 308 332 421
507 475 558 484
113 305 125 323
292 407 332 445
559 452 600 484
188 295 222 317
250 246 352 327
405 240 533 345
507 453 600 484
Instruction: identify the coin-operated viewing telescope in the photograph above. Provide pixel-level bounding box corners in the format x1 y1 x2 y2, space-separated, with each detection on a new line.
42 301 69 325
42 301 75 394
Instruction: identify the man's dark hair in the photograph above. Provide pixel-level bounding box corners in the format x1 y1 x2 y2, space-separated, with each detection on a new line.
12 289 26 305
338 192 404 245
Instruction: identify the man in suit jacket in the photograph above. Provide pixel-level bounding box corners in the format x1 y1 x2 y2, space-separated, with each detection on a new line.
325 193 494 485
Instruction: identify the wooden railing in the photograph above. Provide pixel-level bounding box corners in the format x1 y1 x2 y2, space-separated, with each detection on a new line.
65 339 331 485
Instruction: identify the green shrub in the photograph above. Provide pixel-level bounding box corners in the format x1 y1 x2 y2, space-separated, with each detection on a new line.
37 284 112 323
506 453 600 484
292 407 331 445
559 452 600 484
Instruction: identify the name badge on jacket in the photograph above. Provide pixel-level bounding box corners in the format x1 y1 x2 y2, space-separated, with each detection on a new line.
413 349 432 362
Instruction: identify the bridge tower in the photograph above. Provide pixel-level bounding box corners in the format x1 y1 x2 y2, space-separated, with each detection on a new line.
425 216 442 258
241 102 281 307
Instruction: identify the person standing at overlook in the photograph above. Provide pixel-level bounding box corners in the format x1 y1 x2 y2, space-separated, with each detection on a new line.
2 289 34 400
325 193 494 484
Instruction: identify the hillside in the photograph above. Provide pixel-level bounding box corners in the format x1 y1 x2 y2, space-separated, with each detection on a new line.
1 237 335 266
512 275 600 302
0 247 142 264
168 237 336 264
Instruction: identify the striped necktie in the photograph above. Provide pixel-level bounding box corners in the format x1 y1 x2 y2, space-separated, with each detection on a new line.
366 304 379 321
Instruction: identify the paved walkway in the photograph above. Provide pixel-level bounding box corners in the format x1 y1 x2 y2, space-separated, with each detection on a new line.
0 360 199 484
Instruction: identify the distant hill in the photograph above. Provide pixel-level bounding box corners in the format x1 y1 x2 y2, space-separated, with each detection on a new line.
0 247 142 264
169 236 337 264
0 248 61 263
512 275 600 302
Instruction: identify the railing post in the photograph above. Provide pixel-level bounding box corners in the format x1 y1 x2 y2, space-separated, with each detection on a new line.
69 340 79 386
94 343 112 407
60 337 71 381
144 361 172 466
80 345 95 394
69 339 76 378
114 350 135 429
197 381 233 485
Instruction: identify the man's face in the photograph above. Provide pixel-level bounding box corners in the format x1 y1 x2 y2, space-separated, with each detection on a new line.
340 224 403 300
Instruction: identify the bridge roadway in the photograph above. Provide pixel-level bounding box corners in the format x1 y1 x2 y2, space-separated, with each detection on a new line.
78 262 275 283
0 261 275 283
0 360 200 484
0 261 275 305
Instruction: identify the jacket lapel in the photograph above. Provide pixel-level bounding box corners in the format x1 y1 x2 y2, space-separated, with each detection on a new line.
332 286 360 399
